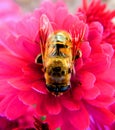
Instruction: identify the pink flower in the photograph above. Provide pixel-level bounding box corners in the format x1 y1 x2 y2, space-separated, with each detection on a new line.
0 0 115 130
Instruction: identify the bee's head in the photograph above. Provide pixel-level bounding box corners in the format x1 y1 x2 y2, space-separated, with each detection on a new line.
46 84 70 96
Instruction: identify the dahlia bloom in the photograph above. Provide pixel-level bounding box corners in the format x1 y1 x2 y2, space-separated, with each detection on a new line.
0 0 115 130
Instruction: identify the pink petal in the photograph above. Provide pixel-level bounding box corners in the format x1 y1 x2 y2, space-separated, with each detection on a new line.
101 43 114 59
74 58 84 71
61 96 80 111
79 71 96 89
1 35 40 61
5 96 28 120
62 121 76 130
32 80 47 94
98 58 115 82
63 14 76 31
47 115 63 130
73 87 84 100
88 22 103 49
22 63 43 80
15 17 38 40
0 81 17 94
0 62 22 79
87 105 115 125
0 95 14 115
83 53 110 74
81 42 91 58
70 104 90 129
19 90 41 107
83 87 100 100
0 52 26 67
40 1 55 21
55 6 68 29
95 81 115 96
45 95 61 115
88 95 115 107
8 77 33 91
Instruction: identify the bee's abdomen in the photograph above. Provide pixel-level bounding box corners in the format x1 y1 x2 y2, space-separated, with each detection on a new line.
48 66 66 77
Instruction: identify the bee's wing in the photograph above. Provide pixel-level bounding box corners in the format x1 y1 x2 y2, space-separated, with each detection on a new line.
35 14 53 64
69 20 87 61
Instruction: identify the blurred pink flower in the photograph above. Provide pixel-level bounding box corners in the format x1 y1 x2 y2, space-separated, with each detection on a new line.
0 110 35 130
0 0 115 130
0 0 22 24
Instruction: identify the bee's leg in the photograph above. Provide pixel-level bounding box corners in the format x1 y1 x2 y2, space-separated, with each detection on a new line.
75 50 82 59
35 54 43 64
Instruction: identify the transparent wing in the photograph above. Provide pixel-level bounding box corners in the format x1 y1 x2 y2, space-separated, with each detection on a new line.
69 20 88 61
35 14 53 64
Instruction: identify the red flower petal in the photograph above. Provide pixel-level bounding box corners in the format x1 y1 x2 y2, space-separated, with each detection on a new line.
87 105 115 126
81 41 91 58
0 95 13 115
83 87 100 100
0 81 17 94
88 22 103 49
32 80 47 94
55 6 68 29
5 96 28 120
63 14 75 31
8 77 33 91
61 96 80 111
19 90 41 107
70 104 90 129
75 58 84 71
45 95 61 115
0 62 22 80
15 17 39 40
1 35 40 61
95 81 115 96
22 63 43 80
79 71 96 90
88 95 115 108
47 115 63 130
39 1 55 21
98 58 115 82
84 53 110 74
101 43 114 59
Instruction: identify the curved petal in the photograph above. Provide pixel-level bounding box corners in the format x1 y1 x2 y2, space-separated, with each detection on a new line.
55 6 68 29
95 81 115 96
83 87 100 100
32 80 47 94
18 90 41 107
0 62 22 80
83 53 111 74
8 77 33 91
87 105 115 126
88 22 103 49
0 81 17 94
81 42 91 59
5 96 28 120
45 95 61 115
61 96 80 111
1 35 40 61
79 71 96 90
0 95 14 115
88 95 115 107
70 104 90 130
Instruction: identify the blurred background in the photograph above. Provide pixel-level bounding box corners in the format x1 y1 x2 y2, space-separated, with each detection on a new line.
14 0 115 13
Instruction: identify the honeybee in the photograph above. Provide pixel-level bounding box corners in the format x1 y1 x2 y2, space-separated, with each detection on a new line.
35 15 86 96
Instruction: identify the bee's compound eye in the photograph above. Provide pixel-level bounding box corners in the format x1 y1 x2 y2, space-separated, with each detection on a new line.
46 84 70 94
